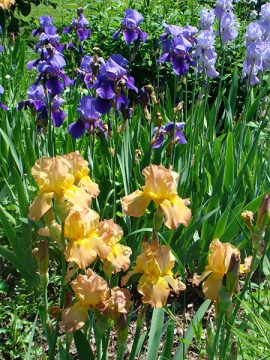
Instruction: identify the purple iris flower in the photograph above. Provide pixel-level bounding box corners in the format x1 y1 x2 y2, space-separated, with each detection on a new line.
159 23 197 76
32 16 57 37
0 84 7 111
152 122 187 149
94 54 138 114
68 96 107 138
63 8 91 42
220 12 238 43
214 0 233 20
27 47 71 96
193 30 219 78
242 21 264 85
78 54 105 88
18 84 66 128
259 4 270 39
113 9 148 45
199 9 215 30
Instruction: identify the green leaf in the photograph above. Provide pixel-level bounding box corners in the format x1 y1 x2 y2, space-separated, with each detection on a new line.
74 329 95 360
224 132 234 191
146 308 165 360
25 313 38 360
173 300 211 360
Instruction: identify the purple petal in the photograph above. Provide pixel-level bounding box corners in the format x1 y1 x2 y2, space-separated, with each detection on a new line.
77 28 91 41
0 102 7 111
138 29 148 42
63 26 72 34
68 119 85 138
123 29 138 45
152 132 165 148
95 97 112 114
175 131 187 144
96 80 115 99
46 77 64 95
113 28 121 40
158 53 170 64
52 109 66 127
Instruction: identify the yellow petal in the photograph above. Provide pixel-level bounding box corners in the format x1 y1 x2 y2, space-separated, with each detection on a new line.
28 192 54 221
192 270 213 287
202 273 222 302
78 176 100 197
160 196 191 230
142 164 178 199
164 275 186 294
240 256 252 274
138 274 170 308
103 287 132 321
59 303 88 333
121 270 137 286
64 209 99 241
97 219 123 246
208 239 240 275
122 190 151 217
57 186 92 219
105 243 132 273
71 269 110 306
65 233 110 269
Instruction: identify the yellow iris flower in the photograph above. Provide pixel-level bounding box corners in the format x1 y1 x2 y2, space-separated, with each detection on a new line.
193 239 251 302
97 220 132 273
28 153 99 221
121 164 191 229
0 0 15 10
122 240 186 308
60 269 110 332
60 270 132 333
64 210 110 269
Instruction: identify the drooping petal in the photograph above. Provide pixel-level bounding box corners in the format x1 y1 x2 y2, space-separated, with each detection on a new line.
202 273 222 302
121 190 151 217
68 120 85 138
123 29 139 45
71 269 110 306
60 303 88 333
28 192 54 221
160 196 191 229
65 235 110 269
138 274 170 308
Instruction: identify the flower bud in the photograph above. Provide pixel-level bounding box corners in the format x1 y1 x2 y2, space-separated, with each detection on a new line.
32 240 49 275
257 194 270 230
241 210 254 230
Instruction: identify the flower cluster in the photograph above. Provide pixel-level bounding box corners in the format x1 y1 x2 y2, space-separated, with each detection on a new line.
29 152 131 274
122 240 186 307
243 3 270 85
214 0 238 43
122 164 191 230
60 269 132 332
152 122 187 149
158 23 198 76
78 53 105 89
193 239 251 302
63 8 91 43
113 9 148 45
19 16 70 129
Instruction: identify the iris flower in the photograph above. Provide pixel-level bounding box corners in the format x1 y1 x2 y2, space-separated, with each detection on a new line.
193 239 251 302
60 269 110 332
113 9 148 45
122 240 186 308
60 270 132 332
98 219 132 273
28 153 99 221
122 164 191 229
64 210 110 269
